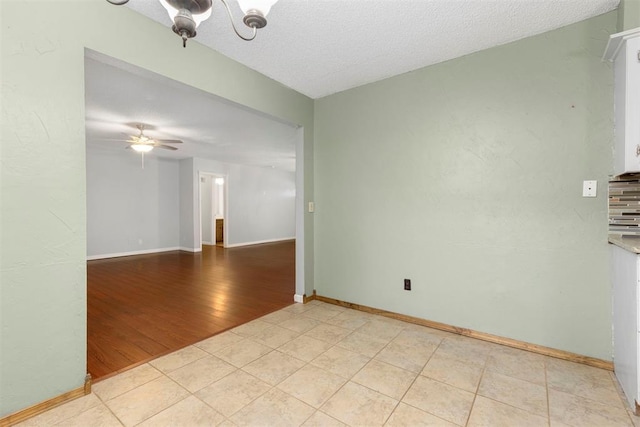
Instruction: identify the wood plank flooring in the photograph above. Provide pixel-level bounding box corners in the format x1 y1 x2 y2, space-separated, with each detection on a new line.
87 241 295 380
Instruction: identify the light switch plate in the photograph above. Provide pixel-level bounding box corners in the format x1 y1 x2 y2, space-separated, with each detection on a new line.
583 180 597 197
308 202 315 213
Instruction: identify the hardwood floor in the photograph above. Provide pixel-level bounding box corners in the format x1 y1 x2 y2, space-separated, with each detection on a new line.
87 241 295 380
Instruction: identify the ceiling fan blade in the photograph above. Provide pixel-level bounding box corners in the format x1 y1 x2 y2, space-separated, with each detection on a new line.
101 124 182 152
95 138 131 142
154 144 178 151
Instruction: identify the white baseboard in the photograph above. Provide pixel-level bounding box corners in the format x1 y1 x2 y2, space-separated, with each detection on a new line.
225 237 295 248
202 241 214 245
87 240 289 259
87 247 181 261
294 294 304 303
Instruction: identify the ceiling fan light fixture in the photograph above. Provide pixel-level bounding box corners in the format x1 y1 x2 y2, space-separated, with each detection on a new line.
131 144 154 153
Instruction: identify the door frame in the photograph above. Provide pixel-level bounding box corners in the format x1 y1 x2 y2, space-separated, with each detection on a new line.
198 171 227 249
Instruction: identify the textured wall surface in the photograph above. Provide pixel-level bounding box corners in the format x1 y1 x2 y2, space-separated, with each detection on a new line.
618 0 640 31
190 158 296 247
226 163 296 245
179 158 196 251
86 148 180 257
0 1 313 417
86 151 296 254
200 174 214 244
314 12 616 360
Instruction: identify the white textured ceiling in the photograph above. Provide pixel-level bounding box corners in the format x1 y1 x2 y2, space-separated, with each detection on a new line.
124 0 620 99
85 54 299 171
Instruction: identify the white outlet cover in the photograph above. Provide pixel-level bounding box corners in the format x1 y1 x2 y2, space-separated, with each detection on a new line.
582 180 597 197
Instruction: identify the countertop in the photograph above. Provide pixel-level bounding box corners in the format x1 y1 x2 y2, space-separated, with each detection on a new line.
609 235 640 254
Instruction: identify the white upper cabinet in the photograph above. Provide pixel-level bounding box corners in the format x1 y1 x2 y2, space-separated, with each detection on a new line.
604 28 640 176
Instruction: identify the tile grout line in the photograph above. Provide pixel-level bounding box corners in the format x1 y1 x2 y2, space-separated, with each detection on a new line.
91 365 168 427
381 334 449 425
200 367 270 421
93 364 164 404
544 357 551 427
204 309 343 424
99 397 127 427
279 351 346 425
187 360 275 423
462 347 491 427
296 313 390 424
287 308 405 425
345 315 505 425
189 394 234 426
132 371 193 426
43 396 113 427
198 371 269 424
469 347 552 424
149 346 210 376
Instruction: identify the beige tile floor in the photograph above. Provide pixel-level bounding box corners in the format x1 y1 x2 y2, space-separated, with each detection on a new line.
16 300 640 426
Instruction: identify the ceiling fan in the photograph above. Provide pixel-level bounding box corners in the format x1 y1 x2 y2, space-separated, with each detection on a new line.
123 124 183 152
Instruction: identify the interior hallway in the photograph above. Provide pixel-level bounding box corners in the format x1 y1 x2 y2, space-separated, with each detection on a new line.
20 300 639 426
87 241 295 380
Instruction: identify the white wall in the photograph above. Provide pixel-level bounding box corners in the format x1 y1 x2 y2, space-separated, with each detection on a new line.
179 158 196 250
86 148 180 257
189 158 296 248
227 163 296 246
87 151 295 255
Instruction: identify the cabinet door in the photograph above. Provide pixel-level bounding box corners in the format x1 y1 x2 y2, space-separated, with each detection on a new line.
625 37 640 174
615 40 629 174
612 245 639 408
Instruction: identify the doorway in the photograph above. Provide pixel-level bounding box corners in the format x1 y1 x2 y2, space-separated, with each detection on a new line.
85 51 308 380
199 172 226 248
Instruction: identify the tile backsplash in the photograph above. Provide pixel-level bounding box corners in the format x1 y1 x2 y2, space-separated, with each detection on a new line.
609 174 640 236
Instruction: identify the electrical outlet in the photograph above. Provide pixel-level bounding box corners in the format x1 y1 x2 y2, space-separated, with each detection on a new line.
404 279 411 291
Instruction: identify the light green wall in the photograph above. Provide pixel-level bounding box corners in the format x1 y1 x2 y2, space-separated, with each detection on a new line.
618 0 640 31
0 0 313 417
314 12 616 360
